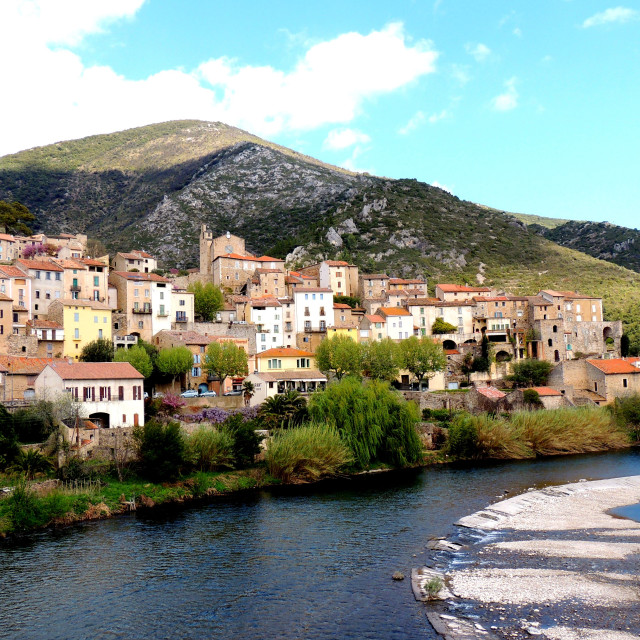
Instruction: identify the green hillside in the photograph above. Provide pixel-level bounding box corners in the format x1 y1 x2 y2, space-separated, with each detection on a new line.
1 120 640 349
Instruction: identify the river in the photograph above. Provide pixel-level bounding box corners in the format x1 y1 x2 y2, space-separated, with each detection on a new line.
1 449 640 640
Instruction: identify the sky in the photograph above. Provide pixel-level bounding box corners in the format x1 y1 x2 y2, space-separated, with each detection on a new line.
1 0 639 228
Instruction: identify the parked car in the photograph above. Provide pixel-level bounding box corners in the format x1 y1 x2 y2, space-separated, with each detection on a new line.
143 391 149 399
199 390 217 397
180 390 198 398
152 391 164 399
223 390 243 396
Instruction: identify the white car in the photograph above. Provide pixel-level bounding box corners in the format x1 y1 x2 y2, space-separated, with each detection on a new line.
180 390 198 398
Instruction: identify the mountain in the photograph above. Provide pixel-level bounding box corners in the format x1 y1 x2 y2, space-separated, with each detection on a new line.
2 120 640 348
531 220 640 274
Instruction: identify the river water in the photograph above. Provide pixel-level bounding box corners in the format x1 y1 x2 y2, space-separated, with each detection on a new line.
2 449 640 640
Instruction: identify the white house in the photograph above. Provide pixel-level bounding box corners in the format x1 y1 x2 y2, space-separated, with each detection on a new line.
292 288 334 334
377 307 412 341
35 361 145 428
249 298 284 352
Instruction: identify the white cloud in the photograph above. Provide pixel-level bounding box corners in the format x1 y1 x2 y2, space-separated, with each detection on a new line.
0 13 439 156
491 77 519 112
340 144 373 174
451 63 471 85
582 7 639 28
465 42 491 62
513 27 522 37
398 108 450 135
323 128 371 150
399 111 426 135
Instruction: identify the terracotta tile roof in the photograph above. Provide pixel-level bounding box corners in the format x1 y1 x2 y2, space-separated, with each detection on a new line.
445 349 461 355
0 265 28 277
477 386 506 400
256 347 315 358
479 296 510 302
111 271 169 282
57 298 111 310
334 303 351 309
361 274 389 280
528 386 563 397
364 314 385 323
250 298 281 307
587 359 640 375
253 370 326 382
0 292 12 302
17 258 64 272
324 260 349 266
405 297 442 306
0 356 64 374
0 234 16 241
28 319 63 329
48 361 144 380
437 284 491 293
216 253 283 262
81 258 107 267
12 305 28 312
53 258 86 269
541 289 597 300
292 287 333 294
389 278 426 285
378 307 412 316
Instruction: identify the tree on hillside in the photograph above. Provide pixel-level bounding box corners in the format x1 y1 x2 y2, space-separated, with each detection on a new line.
315 335 362 380
0 200 35 235
398 336 447 387
86 238 108 258
187 281 224 322
156 346 193 391
204 341 248 389
362 339 400 382
79 338 114 362
333 295 361 309
114 345 153 378
508 359 553 388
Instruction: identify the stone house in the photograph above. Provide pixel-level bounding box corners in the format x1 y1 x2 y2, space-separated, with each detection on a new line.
358 274 389 301
435 284 492 302
112 250 158 274
318 260 359 298
0 233 18 263
359 314 387 342
0 355 64 401
0 264 32 320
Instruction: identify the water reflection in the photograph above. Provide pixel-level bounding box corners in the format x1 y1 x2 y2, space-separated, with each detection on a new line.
1 449 639 640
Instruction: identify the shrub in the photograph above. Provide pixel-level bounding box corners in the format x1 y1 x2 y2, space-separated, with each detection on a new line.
220 414 263 469
446 415 479 459
508 359 553 388
522 389 543 407
133 420 187 481
266 424 352 483
612 394 640 441
5 479 44 532
10 449 53 480
187 426 235 471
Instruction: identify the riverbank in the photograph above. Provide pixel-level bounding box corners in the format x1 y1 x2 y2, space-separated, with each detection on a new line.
428 475 640 640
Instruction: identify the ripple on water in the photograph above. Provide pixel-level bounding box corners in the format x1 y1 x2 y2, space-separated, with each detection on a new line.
1 449 639 640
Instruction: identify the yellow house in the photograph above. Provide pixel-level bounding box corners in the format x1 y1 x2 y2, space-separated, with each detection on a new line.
245 347 326 405
47 299 112 360
255 348 317 373
326 326 359 342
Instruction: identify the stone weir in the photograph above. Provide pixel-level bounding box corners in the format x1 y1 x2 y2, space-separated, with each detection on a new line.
413 475 640 640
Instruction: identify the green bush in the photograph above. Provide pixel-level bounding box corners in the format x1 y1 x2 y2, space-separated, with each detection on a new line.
187 426 235 471
266 423 352 483
220 414 263 469
133 420 187 481
446 415 479 458
612 394 640 441
522 389 543 407
308 377 423 468
508 359 553 388
5 479 45 531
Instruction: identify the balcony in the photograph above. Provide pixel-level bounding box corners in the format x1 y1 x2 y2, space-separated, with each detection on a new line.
70 285 81 293
304 327 326 333
132 306 152 314
175 314 188 323
157 311 169 317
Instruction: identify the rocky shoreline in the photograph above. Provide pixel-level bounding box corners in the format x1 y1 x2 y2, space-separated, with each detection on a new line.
421 476 640 640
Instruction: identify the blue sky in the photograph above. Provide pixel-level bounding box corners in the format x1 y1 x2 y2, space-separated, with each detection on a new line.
1 1 639 227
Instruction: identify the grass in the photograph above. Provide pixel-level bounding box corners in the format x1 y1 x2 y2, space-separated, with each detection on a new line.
266 424 353 483
0 467 276 536
446 406 631 460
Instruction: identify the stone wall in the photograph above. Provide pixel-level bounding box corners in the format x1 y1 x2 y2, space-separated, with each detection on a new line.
6 334 39 356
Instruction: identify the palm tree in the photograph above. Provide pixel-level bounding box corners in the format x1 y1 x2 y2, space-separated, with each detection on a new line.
259 390 308 429
243 380 255 407
10 449 53 480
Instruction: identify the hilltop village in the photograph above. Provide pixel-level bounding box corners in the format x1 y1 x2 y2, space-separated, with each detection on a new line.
0 224 633 432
